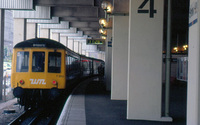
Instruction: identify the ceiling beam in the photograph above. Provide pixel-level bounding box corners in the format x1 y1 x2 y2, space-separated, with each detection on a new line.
68 35 88 40
27 17 59 24
113 0 129 13
87 34 101 38
78 28 99 31
60 17 99 22
13 6 51 19
84 31 100 35
51 28 77 33
60 31 83 37
39 21 69 29
52 6 99 17
34 0 94 6
70 22 100 28
0 0 33 10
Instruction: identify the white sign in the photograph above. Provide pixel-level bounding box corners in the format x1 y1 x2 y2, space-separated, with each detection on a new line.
189 0 198 27
30 79 46 85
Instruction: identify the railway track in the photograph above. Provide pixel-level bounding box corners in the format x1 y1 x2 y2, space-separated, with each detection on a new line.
8 78 88 125
8 107 55 125
8 86 75 125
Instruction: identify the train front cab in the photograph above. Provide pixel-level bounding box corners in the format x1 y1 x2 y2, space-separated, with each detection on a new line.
11 47 66 105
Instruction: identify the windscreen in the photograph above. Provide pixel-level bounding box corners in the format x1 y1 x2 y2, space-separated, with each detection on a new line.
32 52 45 72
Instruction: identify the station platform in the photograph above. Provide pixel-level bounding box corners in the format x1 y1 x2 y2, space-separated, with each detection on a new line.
57 77 186 125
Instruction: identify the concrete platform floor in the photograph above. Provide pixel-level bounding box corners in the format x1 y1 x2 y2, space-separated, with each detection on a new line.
58 77 186 125
85 79 186 125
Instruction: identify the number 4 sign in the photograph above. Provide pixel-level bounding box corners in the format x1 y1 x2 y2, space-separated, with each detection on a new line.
138 0 157 18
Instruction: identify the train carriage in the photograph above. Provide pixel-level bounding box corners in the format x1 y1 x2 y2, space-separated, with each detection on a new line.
11 38 104 109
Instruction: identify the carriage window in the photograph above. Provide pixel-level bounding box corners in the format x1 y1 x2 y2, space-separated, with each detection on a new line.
48 52 61 73
82 60 89 70
32 52 45 72
16 52 29 72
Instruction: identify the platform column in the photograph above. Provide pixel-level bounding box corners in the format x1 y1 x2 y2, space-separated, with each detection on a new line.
98 52 102 60
98 53 101 60
66 37 68 47
127 0 172 121
82 50 86 55
101 52 105 61
74 41 79 53
51 33 60 42
105 29 112 91
187 0 200 124
79 42 82 54
60 36 67 46
68 38 74 50
40 28 50 38
86 51 89 57
81 40 87 55
13 18 26 46
27 23 37 39
0 9 5 100
111 16 128 100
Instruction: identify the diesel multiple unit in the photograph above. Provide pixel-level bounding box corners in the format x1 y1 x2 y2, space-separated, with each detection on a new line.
11 38 104 109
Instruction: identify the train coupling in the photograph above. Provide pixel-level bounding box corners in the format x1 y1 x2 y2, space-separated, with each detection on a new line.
49 88 60 100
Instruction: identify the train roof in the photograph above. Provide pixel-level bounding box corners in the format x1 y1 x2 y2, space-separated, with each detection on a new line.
14 38 66 49
14 38 105 63
81 55 104 62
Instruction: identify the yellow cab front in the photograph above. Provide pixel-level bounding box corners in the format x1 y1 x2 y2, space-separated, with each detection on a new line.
11 48 66 90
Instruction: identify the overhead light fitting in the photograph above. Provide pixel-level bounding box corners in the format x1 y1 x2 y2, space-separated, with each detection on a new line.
99 1 113 40
173 47 178 52
99 28 108 40
101 1 113 14
101 1 113 20
99 28 107 35
99 18 108 28
101 35 107 40
183 45 188 50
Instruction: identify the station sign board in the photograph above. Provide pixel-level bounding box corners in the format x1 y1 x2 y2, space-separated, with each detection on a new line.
86 39 105 45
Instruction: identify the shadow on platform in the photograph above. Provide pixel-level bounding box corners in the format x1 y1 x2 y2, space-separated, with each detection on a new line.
85 78 186 125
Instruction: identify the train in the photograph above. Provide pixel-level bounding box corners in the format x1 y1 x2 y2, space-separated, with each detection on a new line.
11 38 104 109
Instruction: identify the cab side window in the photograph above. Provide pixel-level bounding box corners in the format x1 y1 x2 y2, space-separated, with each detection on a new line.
48 52 61 73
